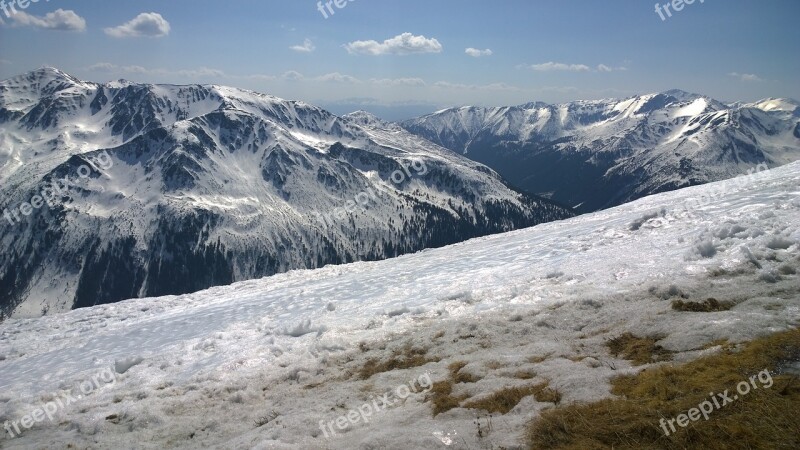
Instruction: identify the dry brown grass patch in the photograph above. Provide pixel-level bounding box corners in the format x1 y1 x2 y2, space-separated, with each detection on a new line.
485 360 504 370
358 345 438 380
672 298 735 312
427 380 469 416
464 382 562 415
449 361 482 384
699 339 732 351
528 354 552 364
514 370 537 380
527 328 800 449
607 333 674 366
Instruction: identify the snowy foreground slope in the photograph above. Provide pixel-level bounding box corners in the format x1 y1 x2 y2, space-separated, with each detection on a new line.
1 162 799 449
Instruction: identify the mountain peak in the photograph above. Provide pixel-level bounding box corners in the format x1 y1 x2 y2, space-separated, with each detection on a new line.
33 66 67 74
3 66 86 93
32 66 83 84
661 89 703 101
518 101 550 110
747 97 800 113
343 110 388 127
106 79 137 88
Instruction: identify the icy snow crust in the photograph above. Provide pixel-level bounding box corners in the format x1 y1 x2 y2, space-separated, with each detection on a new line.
0 162 799 449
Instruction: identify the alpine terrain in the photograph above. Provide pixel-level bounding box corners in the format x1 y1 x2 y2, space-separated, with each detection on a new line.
0 68 572 318
0 158 797 449
402 91 800 212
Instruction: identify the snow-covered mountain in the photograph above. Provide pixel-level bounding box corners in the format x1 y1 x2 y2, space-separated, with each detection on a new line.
0 158 796 449
0 68 572 318
401 91 800 212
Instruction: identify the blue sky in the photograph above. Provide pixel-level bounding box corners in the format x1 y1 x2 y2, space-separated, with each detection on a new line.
0 0 798 119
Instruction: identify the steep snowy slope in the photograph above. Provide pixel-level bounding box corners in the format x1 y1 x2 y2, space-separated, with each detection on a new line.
0 68 572 318
402 91 800 212
0 161 797 449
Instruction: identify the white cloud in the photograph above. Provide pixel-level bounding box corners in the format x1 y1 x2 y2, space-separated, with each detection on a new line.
527 62 591 72
597 64 611 72
537 86 580 94
315 72 361 83
370 77 426 86
175 67 225 78
89 62 149 74
9 9 86 31
465 48 493 58
242 74 277 82
290 39 316 53
521 62 625 73
597 64 628 72
105 12 170 38
0 59 10 65
88 63 225 79
282 70 305 81
85 64 422 88
728 72 763 82
434 81 519 91
88 63 281 83
344 33 442 56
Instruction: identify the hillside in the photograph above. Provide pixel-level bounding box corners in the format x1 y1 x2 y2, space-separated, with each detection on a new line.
0 160 797 448
402 91 800 212
0 68 571 317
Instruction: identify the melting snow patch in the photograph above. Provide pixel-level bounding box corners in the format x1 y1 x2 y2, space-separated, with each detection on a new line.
697 240 717 258
766 236 796 250
114 356 144 374
741 246 763 268
759 270 782 284
546 270 565 279
283 319 327 337
629 208 666 231
386 306 411 317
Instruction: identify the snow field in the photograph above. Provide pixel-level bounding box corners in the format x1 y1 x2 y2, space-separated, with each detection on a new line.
0 162 798 448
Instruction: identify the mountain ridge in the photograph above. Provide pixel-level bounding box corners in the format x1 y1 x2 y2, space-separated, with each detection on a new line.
401 90 800 212
0 68 572 318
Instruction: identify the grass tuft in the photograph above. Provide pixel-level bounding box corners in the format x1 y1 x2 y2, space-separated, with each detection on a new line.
528 354 552 364
672 297 735 312
449 361 482 384
607 333 674 366
427 380 469 416
514 370 537 380
464 383 562 415
358 345 438 380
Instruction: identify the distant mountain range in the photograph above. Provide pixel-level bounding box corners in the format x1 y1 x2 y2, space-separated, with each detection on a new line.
0 68 572 318
4 68 799 319
401 90 800 212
